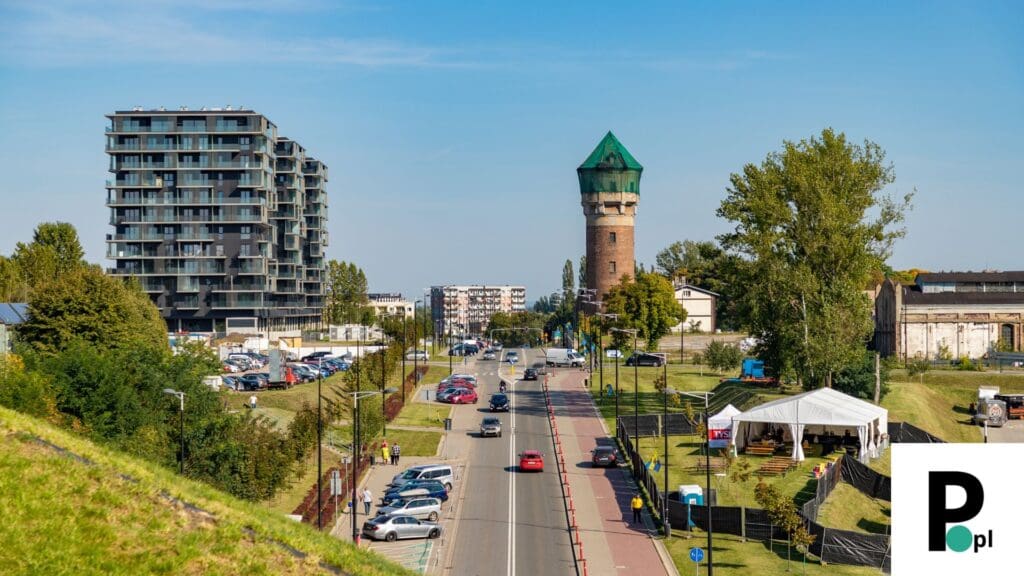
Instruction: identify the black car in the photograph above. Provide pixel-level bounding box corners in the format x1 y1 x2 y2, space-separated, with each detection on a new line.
591 446 618 467
624 353 665 367
237 374 264 391
523 368 538 380
301 351 332 362
489 393 510 412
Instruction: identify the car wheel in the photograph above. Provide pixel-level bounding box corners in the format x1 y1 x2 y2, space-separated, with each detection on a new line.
428 528 441 539
385 532 397 542
428 511 439 522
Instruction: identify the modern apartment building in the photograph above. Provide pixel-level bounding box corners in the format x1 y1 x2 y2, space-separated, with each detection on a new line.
430 285 527 337
368 293 415 319
105 107 328 335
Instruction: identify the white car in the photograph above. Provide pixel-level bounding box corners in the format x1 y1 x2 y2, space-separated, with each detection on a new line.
405 350 429 361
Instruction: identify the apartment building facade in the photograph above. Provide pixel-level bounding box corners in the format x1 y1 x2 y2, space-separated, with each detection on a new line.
105 107 327 335
430 285 527 337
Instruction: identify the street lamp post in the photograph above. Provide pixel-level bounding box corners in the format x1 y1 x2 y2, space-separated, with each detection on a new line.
347 387 398 544
662 360 670 537
380 333 387 438
611 327 641 444
402 311 407 404
162 388 185 475
674 388 716 575
317 359 323 530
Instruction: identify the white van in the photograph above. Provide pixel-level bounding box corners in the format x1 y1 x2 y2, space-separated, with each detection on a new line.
545 348 584 367
389 464 455 491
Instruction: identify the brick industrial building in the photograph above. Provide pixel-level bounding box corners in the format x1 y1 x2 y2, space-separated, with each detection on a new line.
578 132 641 309
105 107 327 335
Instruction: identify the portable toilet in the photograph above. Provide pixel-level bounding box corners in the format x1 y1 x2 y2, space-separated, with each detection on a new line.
678 485 704 528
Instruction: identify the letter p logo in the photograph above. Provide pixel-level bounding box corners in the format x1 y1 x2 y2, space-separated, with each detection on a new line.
928 471 984 552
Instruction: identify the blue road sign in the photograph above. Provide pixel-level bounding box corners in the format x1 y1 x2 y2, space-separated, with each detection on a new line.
689 547 704 563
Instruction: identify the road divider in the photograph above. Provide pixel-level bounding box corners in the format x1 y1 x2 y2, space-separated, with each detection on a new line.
542 370 585 576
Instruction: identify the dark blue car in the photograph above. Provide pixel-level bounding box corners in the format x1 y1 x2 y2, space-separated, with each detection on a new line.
382 480 448 506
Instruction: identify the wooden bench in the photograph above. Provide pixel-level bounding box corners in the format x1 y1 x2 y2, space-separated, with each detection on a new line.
755 456 797 477
692 457 727 473
745 445 776 456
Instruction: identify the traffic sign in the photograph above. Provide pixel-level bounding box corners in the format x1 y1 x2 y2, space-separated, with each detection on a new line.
689 547 704 563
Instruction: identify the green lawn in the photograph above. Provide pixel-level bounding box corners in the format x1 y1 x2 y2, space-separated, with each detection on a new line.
380 429 442 457
0 406 413 576
816 483 890 534
634 435 824 509
665 531 880 575
589 363 723 427
391 402 450 429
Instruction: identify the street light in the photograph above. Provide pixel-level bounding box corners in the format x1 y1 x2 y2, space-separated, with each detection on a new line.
343 387 398 544
662 360 670 537
162 388 185 475
594 312 617 404
611 327 640 444
672 388 716 574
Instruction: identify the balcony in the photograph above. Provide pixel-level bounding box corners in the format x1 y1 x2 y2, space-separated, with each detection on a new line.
106 195 267 207
173 297 201 310
210 294 265 309
238 260 267 274
165 262 224 275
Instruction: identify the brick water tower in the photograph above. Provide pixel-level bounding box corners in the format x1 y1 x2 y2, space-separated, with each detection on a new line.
579 131 642 309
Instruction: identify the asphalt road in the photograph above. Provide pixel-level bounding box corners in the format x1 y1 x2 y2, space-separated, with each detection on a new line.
448 349 574 576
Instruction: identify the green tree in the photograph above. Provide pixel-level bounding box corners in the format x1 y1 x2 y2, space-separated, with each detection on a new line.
578 255 587 290
20 267 167 355
562 259 576 309
717 128 911 387
324 260 372 326
0 256 30 302
833 350 890 400
705 340 743 374
487 311 546 346
30 222 85 275
754 482 816 570
604 271 684 350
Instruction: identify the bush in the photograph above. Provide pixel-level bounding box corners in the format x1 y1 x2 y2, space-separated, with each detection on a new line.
834 351 890 400
907 358 930 377
705 340 743 373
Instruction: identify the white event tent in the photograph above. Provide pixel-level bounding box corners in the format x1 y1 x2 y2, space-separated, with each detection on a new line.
729 388 888 463
707 404 741 448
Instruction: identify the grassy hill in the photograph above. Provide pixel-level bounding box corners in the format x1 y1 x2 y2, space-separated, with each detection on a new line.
0 406 413 576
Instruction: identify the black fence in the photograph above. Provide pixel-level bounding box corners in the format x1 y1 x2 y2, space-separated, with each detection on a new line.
616 413 697 438
620 418 891 572
799 454 843 522
841 454 891 501
887 421 946 443
617 421 664 517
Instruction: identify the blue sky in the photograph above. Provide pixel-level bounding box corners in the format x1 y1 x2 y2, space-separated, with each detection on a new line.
0 1 1021 302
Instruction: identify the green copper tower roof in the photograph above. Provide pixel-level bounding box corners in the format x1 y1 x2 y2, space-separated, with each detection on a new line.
578 131 643 171
577 131 642 195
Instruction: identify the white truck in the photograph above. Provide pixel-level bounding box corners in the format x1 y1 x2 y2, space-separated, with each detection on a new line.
545 348 585 367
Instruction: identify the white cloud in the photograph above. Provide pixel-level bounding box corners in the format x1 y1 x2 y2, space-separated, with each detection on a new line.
0 0 454 68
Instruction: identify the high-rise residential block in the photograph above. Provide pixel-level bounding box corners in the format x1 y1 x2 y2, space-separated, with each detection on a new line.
105 107 328 335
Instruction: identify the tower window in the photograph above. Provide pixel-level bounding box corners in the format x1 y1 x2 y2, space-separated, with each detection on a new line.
609 231 617 244
609 261 617 274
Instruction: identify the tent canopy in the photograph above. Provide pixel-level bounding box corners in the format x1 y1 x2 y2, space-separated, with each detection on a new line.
708 404 741 428
730 388 888 462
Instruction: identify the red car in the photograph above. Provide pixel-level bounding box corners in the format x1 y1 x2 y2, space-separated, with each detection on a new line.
519 450 544 472
442 387 478 404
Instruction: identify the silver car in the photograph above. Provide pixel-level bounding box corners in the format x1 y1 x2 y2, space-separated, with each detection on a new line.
376 497 442 521
480 417 502 438
362 515 443 542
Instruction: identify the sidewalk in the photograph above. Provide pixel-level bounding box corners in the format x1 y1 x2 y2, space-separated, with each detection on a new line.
546 368 677 576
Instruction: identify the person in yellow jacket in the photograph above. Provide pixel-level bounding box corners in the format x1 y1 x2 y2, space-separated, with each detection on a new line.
631 493 644 523
381 444 391 466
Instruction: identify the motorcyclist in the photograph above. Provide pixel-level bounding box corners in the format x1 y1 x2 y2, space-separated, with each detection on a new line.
499 381 507 393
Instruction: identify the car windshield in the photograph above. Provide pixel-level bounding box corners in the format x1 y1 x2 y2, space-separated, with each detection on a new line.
491 394 508 403
594 447 614 455
482 418 500 426
400 470 420 480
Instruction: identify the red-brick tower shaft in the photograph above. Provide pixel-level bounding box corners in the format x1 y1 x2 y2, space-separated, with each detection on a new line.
578 132 642 310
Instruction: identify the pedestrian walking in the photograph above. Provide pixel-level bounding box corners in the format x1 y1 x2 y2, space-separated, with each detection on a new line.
381 444 391 466
391 443 401 465
249 394 257 410
361 488 373 516
631 493 643 524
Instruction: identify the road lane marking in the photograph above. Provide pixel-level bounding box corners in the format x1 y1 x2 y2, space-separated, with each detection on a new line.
506 359 516 576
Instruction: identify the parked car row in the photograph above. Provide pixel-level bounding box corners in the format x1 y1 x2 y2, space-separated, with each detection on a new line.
364 464 456 542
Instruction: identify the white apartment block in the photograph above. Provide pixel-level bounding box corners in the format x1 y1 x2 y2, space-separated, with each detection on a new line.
430 285 527 336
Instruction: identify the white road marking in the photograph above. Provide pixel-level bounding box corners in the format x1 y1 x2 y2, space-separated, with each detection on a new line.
506 359 517 576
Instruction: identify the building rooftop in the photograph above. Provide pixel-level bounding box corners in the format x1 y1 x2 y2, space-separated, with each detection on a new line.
903 287 1024 306
578 131 643 172
917 271 1024 283
0 303 29 325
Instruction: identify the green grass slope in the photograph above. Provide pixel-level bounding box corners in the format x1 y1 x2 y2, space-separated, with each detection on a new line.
0 406 413 576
